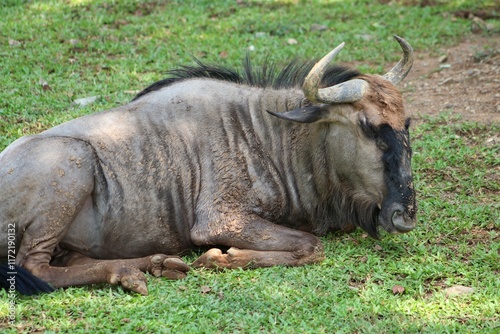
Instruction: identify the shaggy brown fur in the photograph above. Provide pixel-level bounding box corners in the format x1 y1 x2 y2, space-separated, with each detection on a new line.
355 75 406 130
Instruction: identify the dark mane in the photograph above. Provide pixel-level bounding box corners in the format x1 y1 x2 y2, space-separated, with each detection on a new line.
313 186 380 239
132 56 360 101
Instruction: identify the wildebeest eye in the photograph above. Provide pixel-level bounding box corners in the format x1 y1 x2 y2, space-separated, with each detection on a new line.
359 116 377 139
377 138 389 151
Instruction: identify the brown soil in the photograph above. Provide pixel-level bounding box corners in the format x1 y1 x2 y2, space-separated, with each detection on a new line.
402 34 500 124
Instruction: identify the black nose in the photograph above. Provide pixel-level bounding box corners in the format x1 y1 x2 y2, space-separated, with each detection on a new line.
391 205 415 233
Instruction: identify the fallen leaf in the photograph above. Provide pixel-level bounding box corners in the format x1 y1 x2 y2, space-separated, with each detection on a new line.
374 244 383 251
39 78 51 91
444 285 475 297
484 136 498 146
9 39 21 47
471 17 489 34
200 285 211 294
392 285 405 295
356 34 374 41
124 90 141 95
73 96 98 107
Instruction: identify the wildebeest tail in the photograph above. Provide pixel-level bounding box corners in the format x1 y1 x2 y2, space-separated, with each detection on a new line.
1 263 55 296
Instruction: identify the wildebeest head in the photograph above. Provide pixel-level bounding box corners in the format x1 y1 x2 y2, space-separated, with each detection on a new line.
268 36 416 237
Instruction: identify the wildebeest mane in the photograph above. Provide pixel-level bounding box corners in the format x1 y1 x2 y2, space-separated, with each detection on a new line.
133 56 360 101
313 185 379 239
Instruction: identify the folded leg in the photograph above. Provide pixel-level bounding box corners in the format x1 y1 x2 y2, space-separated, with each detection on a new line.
191 214 324 269
41 251 190 295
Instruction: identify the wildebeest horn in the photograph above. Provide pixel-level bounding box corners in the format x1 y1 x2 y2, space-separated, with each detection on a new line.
382 35 414 85
302 35 414 104
302 42 369 104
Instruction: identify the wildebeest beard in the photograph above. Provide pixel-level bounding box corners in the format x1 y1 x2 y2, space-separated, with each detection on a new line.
312 185 380 239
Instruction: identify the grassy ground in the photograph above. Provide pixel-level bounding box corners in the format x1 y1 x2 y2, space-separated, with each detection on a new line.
1 0 499 332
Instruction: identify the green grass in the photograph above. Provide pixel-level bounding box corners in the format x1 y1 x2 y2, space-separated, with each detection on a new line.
2 0 499 151
1 0 499 333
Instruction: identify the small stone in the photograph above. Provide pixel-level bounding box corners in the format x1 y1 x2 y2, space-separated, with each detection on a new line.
392 285 405 295
200 285 211 294
438 55 448 63
465 69 480 76
310 24 328 32
444 285 475 296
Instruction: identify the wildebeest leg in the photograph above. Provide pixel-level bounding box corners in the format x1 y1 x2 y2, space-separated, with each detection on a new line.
59 251 190 280
46 251 191 295
191 215 324 269
25 256 188 295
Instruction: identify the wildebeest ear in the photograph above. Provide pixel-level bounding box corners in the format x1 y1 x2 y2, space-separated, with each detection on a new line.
405 117 411 130
267 105 341 124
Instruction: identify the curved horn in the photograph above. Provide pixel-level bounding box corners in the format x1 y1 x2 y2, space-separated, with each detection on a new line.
382 35 414 85
302 42 369 104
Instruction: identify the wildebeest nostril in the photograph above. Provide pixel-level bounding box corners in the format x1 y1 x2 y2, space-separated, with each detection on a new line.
391 209 415 233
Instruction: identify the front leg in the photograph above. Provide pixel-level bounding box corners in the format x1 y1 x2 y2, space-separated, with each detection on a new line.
27 252 190 295
191 214 324 269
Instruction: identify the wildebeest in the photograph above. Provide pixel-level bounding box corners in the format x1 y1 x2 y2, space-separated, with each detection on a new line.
1 36 416 296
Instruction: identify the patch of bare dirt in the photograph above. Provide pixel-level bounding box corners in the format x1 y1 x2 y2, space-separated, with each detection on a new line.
403 34 500 123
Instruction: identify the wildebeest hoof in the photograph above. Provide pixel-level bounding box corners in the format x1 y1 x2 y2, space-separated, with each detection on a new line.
121 276 148 296
108 266 149 295
191 248 231 269
149 254 190 279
